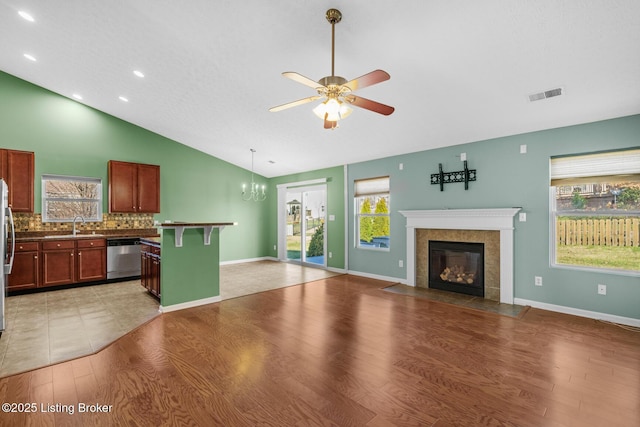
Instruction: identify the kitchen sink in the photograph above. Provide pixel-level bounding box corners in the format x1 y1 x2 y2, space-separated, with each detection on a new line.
43 234 104 238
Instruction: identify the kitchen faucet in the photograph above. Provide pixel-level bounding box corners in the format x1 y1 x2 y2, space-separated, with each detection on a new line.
72 215 85 236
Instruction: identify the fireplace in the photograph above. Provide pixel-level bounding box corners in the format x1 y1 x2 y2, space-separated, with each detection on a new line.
399 208 521 304
429 241 484 297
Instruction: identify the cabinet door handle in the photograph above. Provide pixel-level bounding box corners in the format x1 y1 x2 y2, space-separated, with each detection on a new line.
78 252 82 256
34 255 38 259
19 245 23 250
57 243 61 247
90 242 94 246
71 252 74 256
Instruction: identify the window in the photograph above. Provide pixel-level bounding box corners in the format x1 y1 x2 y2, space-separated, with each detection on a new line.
355 176 390 249
42 174 102 222
550 149 640 273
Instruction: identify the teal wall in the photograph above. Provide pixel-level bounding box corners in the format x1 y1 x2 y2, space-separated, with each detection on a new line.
348 115 640 320
268 166 346 270
0 71 269 262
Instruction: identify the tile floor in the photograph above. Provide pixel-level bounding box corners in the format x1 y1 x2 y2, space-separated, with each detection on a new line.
0 261 340 377
220 260 340 300
0 280 160 377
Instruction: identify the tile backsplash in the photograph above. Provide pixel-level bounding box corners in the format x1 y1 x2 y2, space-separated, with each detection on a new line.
14 213 155 233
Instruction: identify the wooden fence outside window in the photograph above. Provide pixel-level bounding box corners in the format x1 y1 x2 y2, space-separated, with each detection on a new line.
557 217 640 247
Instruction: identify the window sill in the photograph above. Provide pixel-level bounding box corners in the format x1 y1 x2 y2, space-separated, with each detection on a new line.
551 263 640 278
356 246 390 252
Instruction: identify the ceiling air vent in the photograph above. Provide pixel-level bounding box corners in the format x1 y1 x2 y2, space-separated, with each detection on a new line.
529 87 563 102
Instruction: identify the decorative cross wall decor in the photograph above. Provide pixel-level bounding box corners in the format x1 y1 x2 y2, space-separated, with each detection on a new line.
430 160 477 191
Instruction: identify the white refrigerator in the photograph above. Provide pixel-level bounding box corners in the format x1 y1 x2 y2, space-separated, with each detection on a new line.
1 179 15 332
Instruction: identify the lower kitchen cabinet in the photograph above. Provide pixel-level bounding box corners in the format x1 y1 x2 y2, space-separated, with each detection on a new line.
140 241 160 298
42 240 76 287
77 239 106 282
8 242 39 291
9 238 107 290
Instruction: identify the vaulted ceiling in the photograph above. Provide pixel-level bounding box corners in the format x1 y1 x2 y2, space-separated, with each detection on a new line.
1 1 639 177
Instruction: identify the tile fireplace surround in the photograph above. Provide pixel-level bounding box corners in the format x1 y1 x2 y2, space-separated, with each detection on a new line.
399 208 521 304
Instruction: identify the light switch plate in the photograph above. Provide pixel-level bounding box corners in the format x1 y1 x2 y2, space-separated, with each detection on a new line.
519 212 527 222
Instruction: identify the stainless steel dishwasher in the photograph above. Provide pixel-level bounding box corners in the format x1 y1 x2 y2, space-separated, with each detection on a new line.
107 237 141 279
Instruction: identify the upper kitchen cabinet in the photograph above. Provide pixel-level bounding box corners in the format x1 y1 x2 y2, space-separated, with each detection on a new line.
0 148 35 212
108 160 160 213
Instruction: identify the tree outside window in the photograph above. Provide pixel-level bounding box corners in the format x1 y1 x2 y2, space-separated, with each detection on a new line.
355 176 390 250
42 175 102 222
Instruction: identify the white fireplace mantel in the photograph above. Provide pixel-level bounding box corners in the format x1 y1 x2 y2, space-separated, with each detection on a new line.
399 208 521 304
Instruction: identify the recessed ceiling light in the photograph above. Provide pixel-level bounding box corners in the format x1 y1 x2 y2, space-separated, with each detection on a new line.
133 70 144 78
72 94 83 100
119 96 129 102
23 53 36 62
18 11 34 22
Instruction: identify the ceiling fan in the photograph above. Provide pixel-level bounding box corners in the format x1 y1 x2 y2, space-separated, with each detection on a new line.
269 9 394 130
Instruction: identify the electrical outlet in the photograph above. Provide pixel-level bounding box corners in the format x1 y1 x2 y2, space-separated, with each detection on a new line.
329 252 332 258
399 163 404 170
273 245 276 251
535 276 543 286
460 152 467 161
399 260 404 268
520 144 527 154
598 284 607 295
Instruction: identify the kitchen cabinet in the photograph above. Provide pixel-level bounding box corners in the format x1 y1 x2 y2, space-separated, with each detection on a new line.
7 242 39 291
41 238 106 287
108 160 160 213
77 238 106 282
140 241 160 298
0 148 35 212
42 240 76 287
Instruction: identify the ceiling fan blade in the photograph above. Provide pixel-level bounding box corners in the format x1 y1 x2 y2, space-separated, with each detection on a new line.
345 95 395 116
343 70 390 92
269 95 323 112
282 72 325 90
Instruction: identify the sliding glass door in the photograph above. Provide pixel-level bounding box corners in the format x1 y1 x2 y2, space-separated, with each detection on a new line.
285 186 326 266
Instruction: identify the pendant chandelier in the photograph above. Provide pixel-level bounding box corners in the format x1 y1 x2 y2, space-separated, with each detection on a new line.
242 149 266 202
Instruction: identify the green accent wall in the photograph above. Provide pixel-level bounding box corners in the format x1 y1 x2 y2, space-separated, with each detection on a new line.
160 228 221 307
0 71 269 262
348 114 640 320
268 166 346 270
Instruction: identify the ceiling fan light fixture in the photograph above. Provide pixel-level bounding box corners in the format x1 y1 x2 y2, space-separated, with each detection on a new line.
270 9 393 129
313 98 352 121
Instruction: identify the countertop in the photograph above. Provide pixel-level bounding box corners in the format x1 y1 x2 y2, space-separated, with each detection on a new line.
14 228 160 242
140 236 161 245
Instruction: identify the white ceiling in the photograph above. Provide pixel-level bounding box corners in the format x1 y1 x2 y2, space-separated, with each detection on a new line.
1 1 639 178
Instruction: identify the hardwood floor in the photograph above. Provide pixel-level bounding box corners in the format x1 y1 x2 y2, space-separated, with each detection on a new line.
0 274 638 426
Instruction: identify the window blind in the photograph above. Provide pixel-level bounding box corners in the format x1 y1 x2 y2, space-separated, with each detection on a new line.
354 176 389 197
550 148 640 186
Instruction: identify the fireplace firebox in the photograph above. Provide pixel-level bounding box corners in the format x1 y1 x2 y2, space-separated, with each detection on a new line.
428 240 484 297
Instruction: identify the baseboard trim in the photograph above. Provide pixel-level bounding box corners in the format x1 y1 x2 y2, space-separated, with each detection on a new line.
160 295 222 313
327 267 347 274
514 298 640 327
347 269 407 285
220 256 277 265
